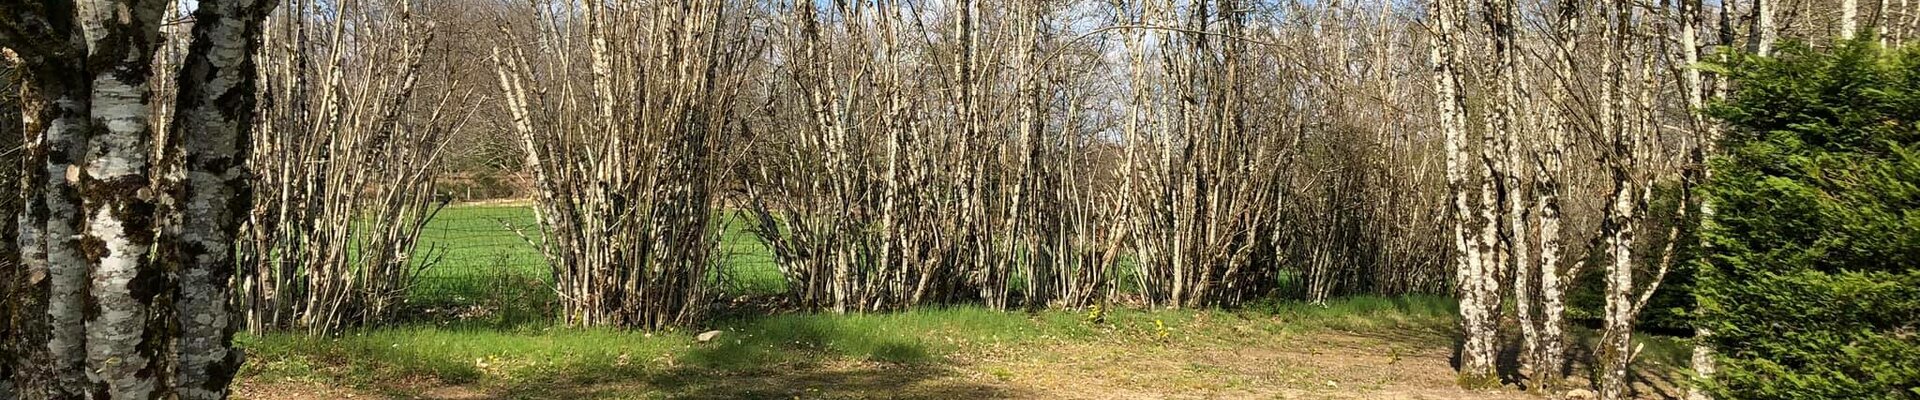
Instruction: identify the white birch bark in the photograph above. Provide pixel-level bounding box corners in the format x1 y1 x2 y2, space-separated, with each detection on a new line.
74 0 167 397
1878 0 1891 47
1530 0 1582 389
1597 2 1664 397
1430 0 1497 386
1598 170 1639 400
1681 2 1720 399
1900 0 1913 47
1481 0 1531 383
168 0 273 396
43 81 93 400
6 41 94 398
2 10 97 396
1755 0 1776 55
1842 0 1859 39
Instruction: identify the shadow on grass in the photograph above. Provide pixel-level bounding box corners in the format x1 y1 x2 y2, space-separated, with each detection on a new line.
516 364 1019 399
244 295 1481 399
483 327 1015 399
244 309 1036 399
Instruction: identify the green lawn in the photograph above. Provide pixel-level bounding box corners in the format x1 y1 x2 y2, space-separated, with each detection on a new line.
239 295 1697 399
240 295 1504 398
408 204 785 304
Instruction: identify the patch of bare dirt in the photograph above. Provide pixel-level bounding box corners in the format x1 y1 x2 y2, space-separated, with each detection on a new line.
951 331 1540 400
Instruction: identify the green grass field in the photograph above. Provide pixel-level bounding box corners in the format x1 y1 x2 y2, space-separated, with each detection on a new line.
408 204 786 304
239 295 1503 397
238 294 1695 398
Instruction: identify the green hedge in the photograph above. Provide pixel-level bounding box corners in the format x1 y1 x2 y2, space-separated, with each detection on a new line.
1699 40 1920 399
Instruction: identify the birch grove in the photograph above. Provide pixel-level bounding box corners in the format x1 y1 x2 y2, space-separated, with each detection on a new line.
1425 0 1771 396
2 0 1911 398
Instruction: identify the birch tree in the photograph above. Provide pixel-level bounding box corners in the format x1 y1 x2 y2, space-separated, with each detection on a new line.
1753 0 1776 55
746 0 948 312
1679 1 1726 398
1015 0 1123 309
1520 0 1585 390
1593 1 1690 397
73 0 171 395
169 0 273 395
3 0 274 397
1841 0 1858 39
1593 2 1641 396
3 1 99 396
1428 0 1500 387
743 0 1119 312
10 0 180 395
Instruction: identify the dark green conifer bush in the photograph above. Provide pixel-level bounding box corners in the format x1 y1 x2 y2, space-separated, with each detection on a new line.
1699 40 1920 399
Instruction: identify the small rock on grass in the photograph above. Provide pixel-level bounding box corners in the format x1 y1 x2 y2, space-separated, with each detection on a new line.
696 330 724 343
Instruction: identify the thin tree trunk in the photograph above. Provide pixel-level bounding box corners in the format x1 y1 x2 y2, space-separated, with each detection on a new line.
2 7 95 394
1877 0 1890 47
1482 0 1532 384
1841 0 1858 39
1753 0 1775 55
1681 1 1720 399
1531 0 1582 390
1597 2 1666 397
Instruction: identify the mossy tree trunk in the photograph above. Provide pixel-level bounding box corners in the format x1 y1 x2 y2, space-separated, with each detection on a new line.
2 0 273 397
167 0 272 397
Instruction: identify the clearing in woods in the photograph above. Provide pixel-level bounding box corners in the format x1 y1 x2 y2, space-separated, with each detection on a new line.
235 204 1689 399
